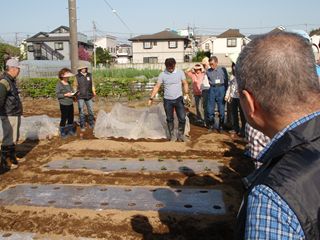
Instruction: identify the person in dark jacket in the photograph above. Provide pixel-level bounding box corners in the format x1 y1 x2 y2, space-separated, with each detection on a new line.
0 58 23 172
74 64 96 131
56 68 76 138
235 32 320 239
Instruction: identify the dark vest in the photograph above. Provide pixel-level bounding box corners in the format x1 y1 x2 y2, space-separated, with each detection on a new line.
0 73 23 116
236 115 320 240
76 72 93 99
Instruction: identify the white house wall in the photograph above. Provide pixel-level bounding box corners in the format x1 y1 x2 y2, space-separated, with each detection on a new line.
213 38 243 55
95 37 117 57
132 40 186 63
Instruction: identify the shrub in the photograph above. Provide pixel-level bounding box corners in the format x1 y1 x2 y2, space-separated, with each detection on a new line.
19 68 161 100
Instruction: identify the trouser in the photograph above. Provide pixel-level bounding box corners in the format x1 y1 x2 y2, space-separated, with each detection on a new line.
1 116 21 146
230 98 240 132
78 98 94 128
163 96 186 138
230 98 246 135
202 89 209 125
194 95 203 120
59 104 74 127
206 85 225 128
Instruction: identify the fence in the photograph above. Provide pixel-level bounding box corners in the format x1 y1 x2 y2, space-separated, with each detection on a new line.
18 60 232 79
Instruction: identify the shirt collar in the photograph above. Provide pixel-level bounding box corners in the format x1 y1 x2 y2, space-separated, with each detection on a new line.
257 111 320 161
165 69 177 74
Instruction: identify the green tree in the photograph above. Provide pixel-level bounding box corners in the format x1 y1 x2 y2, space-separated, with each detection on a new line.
92 47 112 66
0 43 20 71
192 50 211 62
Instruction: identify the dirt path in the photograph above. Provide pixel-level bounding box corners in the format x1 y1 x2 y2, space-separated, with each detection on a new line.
0 98 254 239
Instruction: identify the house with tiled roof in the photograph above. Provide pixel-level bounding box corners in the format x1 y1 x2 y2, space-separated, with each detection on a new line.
128 30 191 63
208 29 248 65
26 26 93 60
214 29 246 54
197 35 216 53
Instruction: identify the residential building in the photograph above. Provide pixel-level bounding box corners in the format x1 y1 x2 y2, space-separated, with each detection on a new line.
94 35 117 58
197 35 216 54
214 29 246 55
116 44 132 64
128 30 191 63
25 26 93 61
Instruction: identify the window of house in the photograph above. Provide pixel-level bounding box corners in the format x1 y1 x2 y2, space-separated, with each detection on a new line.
143 57 158 63
227 38 237 47
54 42 64 50
27 45 34 52
143 41 152 49
205 43 210 51
168 41 177 49
153 41 157 46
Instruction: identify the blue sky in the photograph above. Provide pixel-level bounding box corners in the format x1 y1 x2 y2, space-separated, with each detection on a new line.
1 0 319 45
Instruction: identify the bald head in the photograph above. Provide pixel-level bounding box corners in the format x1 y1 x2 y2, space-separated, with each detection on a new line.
236 32 320 115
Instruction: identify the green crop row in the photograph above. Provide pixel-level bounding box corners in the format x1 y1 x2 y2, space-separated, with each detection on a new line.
93 68 161 79
19 76 159 100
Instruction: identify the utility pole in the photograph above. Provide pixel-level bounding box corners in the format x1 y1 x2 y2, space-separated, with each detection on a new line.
15 32 18 47
68 0 79 73
93 21 97 69
305 23 308 34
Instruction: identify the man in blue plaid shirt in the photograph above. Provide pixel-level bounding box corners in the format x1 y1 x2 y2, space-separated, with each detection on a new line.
235 31 320 239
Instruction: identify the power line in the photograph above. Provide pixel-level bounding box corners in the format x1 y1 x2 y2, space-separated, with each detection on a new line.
101 0 133 35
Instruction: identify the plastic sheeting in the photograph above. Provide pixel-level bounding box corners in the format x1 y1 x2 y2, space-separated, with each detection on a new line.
0 115 59 142
94 103 189 140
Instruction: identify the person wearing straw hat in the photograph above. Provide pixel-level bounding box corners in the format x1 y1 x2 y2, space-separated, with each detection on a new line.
0 58 23 172
56 68 76 138
185 63 208 122
74 64 96 132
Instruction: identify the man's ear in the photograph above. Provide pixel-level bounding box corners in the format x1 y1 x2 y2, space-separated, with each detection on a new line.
241 90 255 119
241 89 266 130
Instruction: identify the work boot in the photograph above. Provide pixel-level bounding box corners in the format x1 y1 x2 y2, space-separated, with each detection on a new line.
59 126 68 139
66 124 77 136
0 145 10 172
8 144 19 165
177 123 189 142
207 120 215 132
218 118 225 133
167 122 175 142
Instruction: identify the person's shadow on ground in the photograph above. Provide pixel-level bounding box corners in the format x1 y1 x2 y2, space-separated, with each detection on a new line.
17 139 40 159
130 167 233 240
0 138 39 175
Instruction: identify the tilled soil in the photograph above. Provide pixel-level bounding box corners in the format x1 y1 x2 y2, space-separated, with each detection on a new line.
0 98 254 239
